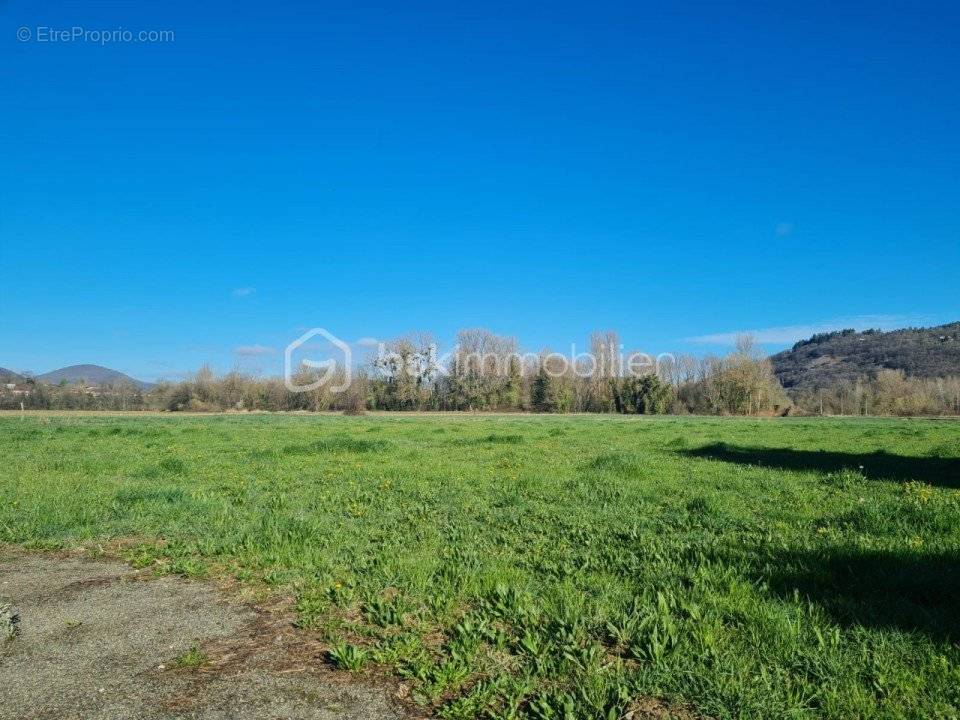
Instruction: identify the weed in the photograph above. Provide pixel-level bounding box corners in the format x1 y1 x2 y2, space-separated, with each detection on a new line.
173 644 208 668
363 595 409 627
902 479 935 505
328 642 368 672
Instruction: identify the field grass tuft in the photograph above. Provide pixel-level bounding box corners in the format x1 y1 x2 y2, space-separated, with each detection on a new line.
282 436 392 455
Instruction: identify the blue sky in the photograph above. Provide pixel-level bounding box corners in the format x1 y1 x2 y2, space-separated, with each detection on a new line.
2 1 958 381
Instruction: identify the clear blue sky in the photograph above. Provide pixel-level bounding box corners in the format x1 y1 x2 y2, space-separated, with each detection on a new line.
2 1 958 381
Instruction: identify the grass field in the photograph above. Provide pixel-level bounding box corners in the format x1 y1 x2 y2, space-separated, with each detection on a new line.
2 414 959 719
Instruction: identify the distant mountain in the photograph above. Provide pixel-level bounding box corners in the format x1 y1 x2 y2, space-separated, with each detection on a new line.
0 367 25 383
36 364 154 391
771 322 960 390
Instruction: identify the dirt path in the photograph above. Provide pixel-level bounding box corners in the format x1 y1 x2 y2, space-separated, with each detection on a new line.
0 552 411 720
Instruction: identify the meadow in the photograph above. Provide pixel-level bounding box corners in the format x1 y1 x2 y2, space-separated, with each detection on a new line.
1 413 959 719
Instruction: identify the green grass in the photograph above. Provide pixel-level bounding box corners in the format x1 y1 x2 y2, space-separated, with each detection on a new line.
173 643 209 668
2 414 959 718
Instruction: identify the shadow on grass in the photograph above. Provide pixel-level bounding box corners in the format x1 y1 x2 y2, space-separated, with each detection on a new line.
761 546 960 641
683 443 960 488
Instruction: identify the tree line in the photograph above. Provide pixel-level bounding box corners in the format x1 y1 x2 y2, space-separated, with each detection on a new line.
789 370 960 416
3 329 958 415
139 331 789 415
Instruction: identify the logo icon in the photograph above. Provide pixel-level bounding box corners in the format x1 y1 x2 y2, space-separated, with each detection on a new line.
284 328 352 393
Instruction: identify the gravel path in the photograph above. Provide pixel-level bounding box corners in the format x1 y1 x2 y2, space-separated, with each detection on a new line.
0 552 409 720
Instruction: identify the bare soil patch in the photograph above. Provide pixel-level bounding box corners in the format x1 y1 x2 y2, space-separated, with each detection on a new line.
0 551 411 720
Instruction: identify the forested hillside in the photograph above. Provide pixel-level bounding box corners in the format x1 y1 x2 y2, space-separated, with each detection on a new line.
771 322 960 389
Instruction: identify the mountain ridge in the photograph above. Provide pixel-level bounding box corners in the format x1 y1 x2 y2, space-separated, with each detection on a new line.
34 364 154 391
0 367 25 383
